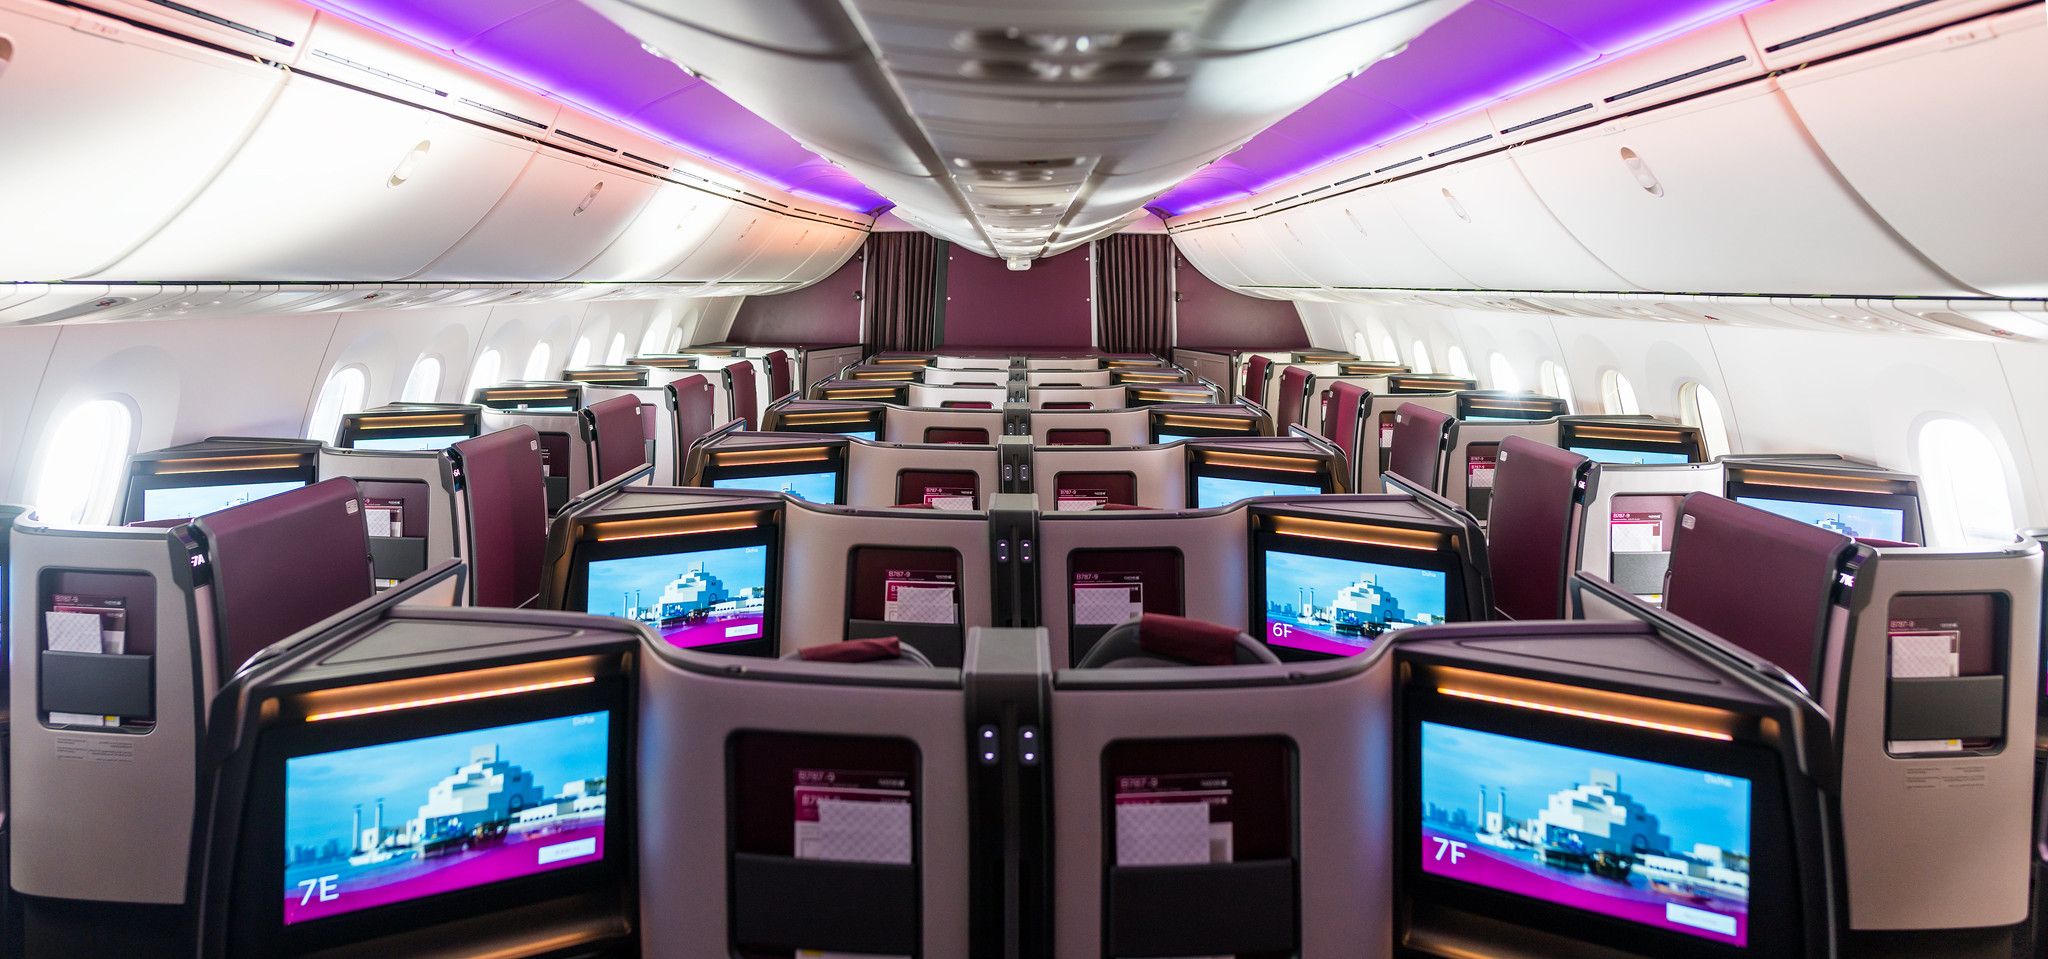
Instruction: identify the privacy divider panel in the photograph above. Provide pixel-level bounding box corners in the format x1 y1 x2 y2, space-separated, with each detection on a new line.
941 246 1093 349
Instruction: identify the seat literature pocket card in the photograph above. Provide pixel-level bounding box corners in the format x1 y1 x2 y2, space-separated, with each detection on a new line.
794 768 912 959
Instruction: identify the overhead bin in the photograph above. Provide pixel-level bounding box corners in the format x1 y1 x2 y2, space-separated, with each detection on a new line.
0 0 288 280
662 199 777 282
1377 116 1635 293
1774 6 2048 297
1220 218 1321 290
1171 228 1261 289
417 142 662 282
103 15 549 282
1280 191 1473 290
573 184 728 281
1505 17 1975 297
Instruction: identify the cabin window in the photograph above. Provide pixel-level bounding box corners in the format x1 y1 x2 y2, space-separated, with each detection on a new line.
467 348 503 397
605 332 627 365
524 342 553 381
1409 340 1434 374
1600 370 1639 415
1540 361 1573 410
1488 353 1521 393
1351 331 1369 361
401 355 442 402
1446 346 1474 380
306 366 367 443
1916 418 2019 547
31 398 134 526
1374 331 1398 363
569 336 593 370
1680 382 1731 459
641 317 675 355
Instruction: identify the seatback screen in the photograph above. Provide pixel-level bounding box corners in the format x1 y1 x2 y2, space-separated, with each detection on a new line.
1733 496 1905 542
1567 446 1692 465
1263 549 1446 656
1418 721 1752 946
711 470 838 504
282 711 611 925
1193 474 1320 508
348 434 468 452
142 480 306 521
584 544 770 649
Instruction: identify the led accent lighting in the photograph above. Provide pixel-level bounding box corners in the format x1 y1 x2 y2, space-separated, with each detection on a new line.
1437 686 1732 741
306 676 595 722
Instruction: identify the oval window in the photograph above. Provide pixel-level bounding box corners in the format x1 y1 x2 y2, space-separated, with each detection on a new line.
31 398 135 525
1680 382 1731 459
1601 370 1640 415
1489 353 1521 392
524 342 553 381
1916 418 2019 547
1446 346 1474 380
307 366 367 443
401 355 442 403
467 348 503 398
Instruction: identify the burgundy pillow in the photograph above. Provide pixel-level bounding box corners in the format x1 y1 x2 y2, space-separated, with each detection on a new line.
799 637 903 663
1137 613 1241 666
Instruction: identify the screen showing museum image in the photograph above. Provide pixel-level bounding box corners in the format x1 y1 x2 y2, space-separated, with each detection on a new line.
282 711 611 925
584 544 771 649
1263 549 1447 656
1418 722 1752 946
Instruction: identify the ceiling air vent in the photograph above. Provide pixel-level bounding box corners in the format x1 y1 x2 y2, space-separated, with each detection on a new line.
951 157 1084 183
1604 56 1747 104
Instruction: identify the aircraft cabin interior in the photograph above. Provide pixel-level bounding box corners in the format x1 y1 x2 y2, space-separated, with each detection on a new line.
3 0 2047 957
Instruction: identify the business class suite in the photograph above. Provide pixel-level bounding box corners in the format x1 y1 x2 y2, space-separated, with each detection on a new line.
0 0 2044 957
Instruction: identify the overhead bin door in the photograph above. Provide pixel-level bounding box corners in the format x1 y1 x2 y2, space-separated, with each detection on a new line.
662 201 773 282
1775 8 2048 298
1509 78 1975 297
1286 192 1472 290
1171 228 1260 289
418 145 661 281
0 1 287 280
1378 116 1635 293
104 73 532 281
572 184 724 281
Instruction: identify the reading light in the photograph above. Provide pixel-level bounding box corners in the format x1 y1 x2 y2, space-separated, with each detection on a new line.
307 676 595 722
1437 686 1731 741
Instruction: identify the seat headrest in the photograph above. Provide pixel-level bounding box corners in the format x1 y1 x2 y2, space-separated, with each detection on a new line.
1076 613 1280 668
790 637 935 666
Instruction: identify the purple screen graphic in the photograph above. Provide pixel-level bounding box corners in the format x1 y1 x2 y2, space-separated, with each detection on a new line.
282 711 610 925
1419 722 1752 945
584 545 770 649
1263 550 1447 657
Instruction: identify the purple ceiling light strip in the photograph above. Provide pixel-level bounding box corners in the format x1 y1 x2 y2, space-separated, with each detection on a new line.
302 0 890 213
1149 0 1771 218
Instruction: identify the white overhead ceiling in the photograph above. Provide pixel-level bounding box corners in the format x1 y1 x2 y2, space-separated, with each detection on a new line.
589 0 1457 262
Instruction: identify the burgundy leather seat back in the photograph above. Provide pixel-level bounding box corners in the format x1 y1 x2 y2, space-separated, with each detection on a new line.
764 350 794 401
1385 402 1455 491
452 426 548 608
1276 366 1312 432
1664 492 1855 687
1322 382 1370 465
1486 438 1589 620
1241 355 1271 404
584 394 648 484
726 359 759 429
670 374 716 454
193 477 372 675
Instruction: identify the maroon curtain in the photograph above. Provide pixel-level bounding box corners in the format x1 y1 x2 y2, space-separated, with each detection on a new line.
1094 233 1175 356
862 232 942 353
